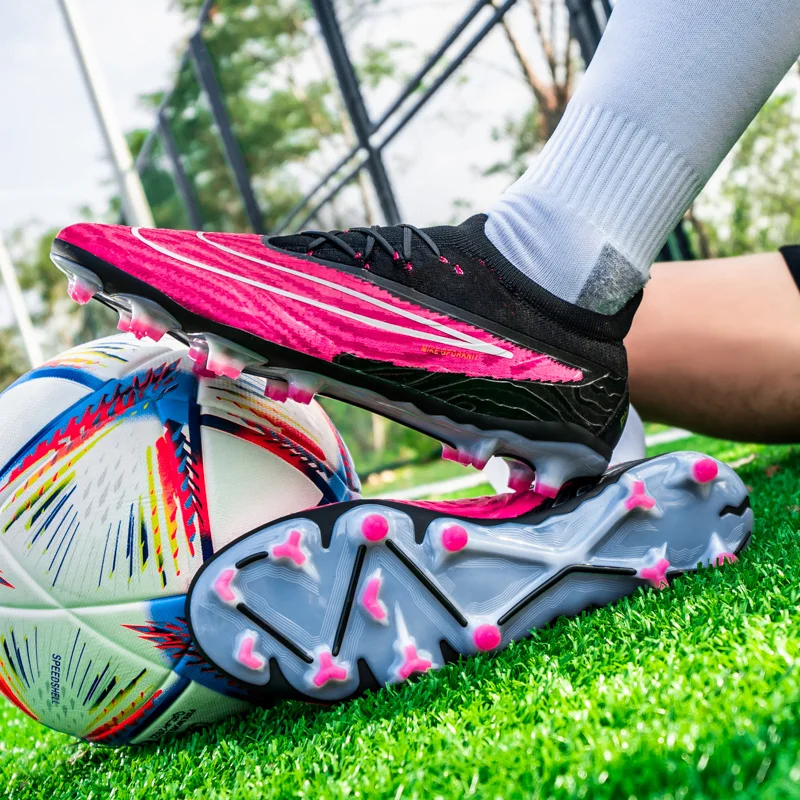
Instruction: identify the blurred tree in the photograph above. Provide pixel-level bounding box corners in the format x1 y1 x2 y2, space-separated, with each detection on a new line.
485 0 576 179
0 0 425 471
136 0 408 232
7 2 794 470
0 329 28 392
696 90 800 257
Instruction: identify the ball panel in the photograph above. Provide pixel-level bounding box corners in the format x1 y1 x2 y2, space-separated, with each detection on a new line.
0 378 90 478
197 374 357 501
0 358 206 607
130 681 252 745
202 427 322 551
0 605 174 743
40 334 177 383
0 334 360 743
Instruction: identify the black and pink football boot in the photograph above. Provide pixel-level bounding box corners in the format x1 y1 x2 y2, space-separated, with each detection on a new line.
51 215 638 495
183 451 751 704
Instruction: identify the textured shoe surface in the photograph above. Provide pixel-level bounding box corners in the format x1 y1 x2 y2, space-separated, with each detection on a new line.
52 216 636 493
184 452 752 703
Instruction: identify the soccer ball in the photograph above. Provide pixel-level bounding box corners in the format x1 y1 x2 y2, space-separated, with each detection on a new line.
0 334 359 744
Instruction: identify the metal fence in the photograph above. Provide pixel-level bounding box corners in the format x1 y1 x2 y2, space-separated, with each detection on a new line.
133 0 693 260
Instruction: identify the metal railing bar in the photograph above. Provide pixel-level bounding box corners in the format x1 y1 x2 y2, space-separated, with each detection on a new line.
371 0 491 131
158 109 204 230
377 0 519 151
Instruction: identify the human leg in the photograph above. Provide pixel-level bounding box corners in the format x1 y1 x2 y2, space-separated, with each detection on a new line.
627 251 800 442
487 0 800 313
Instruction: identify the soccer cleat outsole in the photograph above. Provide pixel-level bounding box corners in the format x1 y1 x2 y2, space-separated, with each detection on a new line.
184 452 753 704
51 252 608 493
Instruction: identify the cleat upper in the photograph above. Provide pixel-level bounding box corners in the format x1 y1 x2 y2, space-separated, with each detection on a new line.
53 216 637 493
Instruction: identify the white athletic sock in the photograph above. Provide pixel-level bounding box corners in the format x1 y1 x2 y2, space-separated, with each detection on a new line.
486 0 800 313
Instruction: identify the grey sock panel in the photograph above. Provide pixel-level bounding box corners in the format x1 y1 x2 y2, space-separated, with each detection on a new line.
577 246 641 315
485 0 800 313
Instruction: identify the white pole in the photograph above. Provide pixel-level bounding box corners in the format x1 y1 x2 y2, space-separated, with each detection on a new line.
56 0 155 228
0 234 44 368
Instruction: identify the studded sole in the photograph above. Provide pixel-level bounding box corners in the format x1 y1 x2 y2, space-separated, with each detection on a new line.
51 253 609 493
185 452 753 703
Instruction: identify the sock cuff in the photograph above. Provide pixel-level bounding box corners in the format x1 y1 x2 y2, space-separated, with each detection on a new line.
507 103 703 268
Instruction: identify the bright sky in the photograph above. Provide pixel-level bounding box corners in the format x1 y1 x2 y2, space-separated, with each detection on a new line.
0 0 548 239
0 0 192 234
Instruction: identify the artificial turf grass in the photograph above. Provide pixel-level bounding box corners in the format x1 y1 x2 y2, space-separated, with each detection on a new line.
1 442 798 800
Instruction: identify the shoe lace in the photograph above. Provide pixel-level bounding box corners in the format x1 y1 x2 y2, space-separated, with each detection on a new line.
301 224 440 267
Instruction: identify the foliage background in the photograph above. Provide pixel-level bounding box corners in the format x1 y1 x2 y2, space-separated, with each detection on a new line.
2 0 799 473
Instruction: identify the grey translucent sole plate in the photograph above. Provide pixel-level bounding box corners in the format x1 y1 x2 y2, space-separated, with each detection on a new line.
51 253 610 494
186 452 753 703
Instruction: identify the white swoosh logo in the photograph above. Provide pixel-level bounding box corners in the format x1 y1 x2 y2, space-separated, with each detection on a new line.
130 227 512 358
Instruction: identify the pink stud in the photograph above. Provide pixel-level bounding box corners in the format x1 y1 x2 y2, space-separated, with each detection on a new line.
235 633 266 671
362 575 388 622
312 651 349 688
397 644 432 680
272 529 306 566
441 444 460 463
692 458 719 484
507 461 535 493
639 558 670 589
714 552 738 566
129 317 168 343
625 480 656 511
66 275 97 305
533 480 559 499
187 342 208 366
473 624 502 652
264 379 289 403
441 524 468 553
361 514 389 542
192 360 217 379
117 313 133 334
456 449 473 467
287 384 315 405
470 452 490 470
213 568 238 604
208 356 245 381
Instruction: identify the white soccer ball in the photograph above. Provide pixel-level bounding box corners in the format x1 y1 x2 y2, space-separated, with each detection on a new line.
0 334 359 744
